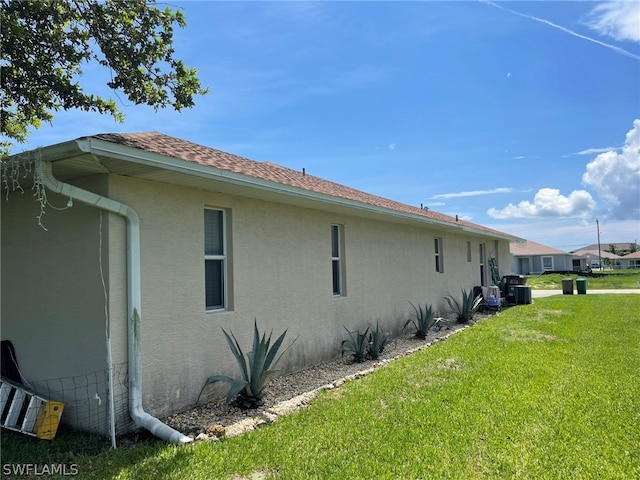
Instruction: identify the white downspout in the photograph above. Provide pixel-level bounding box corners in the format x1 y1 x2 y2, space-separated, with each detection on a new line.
39 161 192 444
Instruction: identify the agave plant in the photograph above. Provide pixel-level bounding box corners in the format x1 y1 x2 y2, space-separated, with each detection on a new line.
444 288 483 323
367 321 389 360
341 325 370 363
198 320 292 409
403 302 440 339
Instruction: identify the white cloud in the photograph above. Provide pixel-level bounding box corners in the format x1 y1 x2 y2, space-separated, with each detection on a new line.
430 187 514 199
573 146 619 156
485 218 640 250
481 0 640 60
487 188 596 219
488 120 640 222
584 1 640 42
388 143 396 150
582 119 640 220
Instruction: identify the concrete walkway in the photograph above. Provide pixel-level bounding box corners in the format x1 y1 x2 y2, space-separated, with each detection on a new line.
532 289 640 298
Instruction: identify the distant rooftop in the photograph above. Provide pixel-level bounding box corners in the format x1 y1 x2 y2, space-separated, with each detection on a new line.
572 242 636 253
510 239 570 256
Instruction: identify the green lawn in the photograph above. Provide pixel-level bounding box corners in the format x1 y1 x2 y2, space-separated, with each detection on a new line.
525 270 640 290
3 295 639 479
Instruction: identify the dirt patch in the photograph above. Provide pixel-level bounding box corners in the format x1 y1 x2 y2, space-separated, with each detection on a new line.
500 326 558 343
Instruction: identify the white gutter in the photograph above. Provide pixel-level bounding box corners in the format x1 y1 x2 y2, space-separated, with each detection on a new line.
39 160 192 444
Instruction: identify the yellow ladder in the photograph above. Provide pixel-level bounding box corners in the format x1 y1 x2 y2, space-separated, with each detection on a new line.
0 378 64 440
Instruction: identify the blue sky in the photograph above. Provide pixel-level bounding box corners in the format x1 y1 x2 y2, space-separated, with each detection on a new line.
10 1 640 251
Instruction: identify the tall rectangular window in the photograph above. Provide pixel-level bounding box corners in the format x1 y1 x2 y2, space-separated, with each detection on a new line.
331 224 344 295
542 256 554 271
479 243 486 286
467 241 472 262
205 209 226 310
434 238 444 273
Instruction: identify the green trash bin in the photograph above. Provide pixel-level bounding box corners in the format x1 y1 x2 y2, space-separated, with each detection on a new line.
576 278 587 295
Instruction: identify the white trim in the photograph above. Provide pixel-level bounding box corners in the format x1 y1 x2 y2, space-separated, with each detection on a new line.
45 138 518 241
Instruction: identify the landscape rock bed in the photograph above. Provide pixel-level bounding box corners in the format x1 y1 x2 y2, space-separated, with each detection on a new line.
162 315 495 441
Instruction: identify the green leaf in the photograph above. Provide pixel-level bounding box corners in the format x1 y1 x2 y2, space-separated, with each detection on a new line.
221 328 249 383
197 375 247 405
200 320 293 408
1 0 209 150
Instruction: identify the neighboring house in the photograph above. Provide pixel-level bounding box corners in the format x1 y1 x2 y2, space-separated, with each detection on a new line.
619 251 640 269
2 132 518 442
510 239 580 274
576 242 637 256
571 249 623 269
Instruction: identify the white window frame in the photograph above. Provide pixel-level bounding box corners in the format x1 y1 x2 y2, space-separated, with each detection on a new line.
542 256 554 271
435 237 444 273
205 208 227 311
331 224 345 296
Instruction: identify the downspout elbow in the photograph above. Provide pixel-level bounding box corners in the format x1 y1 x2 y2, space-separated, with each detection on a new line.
39 160 192 444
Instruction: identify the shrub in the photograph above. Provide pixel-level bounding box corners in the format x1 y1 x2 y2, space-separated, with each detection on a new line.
198 320 292 409
444 289 483 323
403 302 441 339
367 321 389 360
341 326 370 363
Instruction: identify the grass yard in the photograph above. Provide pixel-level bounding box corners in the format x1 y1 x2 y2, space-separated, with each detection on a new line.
525 269 640 290
3 295 639 479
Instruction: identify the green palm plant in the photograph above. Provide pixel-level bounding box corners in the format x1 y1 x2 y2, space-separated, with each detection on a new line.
198 320 292 409
403 302 441 339
367 321 389 360
341 326 370 363
444 288 483 323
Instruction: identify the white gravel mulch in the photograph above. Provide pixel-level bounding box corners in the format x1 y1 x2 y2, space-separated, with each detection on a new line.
161 314 495 442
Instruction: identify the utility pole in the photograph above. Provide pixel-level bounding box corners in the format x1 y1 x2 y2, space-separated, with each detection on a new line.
596 219 602 271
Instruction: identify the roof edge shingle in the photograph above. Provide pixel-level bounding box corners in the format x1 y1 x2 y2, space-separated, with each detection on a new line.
88 132 517 240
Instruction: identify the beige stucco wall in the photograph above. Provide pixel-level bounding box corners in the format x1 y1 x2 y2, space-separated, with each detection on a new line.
106 175 511 421
2 170 511 432
1 175 116 434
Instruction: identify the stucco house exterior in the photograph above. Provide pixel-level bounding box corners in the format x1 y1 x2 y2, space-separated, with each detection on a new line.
571 248 623 269
2 132 517 443
510 239 580 274
616 251 640 269
577 242 637 257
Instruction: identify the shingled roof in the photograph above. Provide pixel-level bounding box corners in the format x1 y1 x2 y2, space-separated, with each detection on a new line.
571 249 622 260
510 239 570 256
90 132 515 239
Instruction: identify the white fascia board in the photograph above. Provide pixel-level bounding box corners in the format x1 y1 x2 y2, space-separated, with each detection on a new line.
79 137 514 240
5 140 81 163
458 225 516 241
